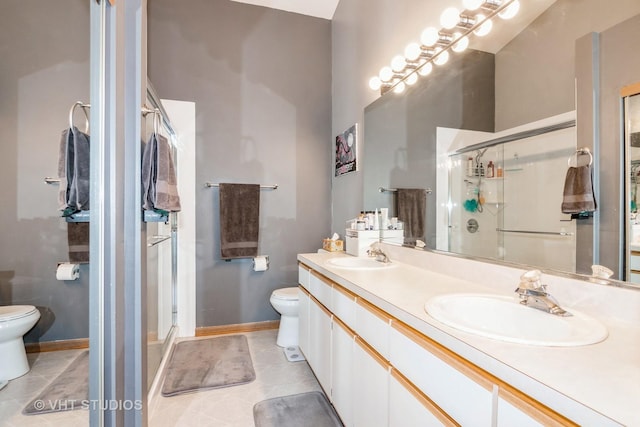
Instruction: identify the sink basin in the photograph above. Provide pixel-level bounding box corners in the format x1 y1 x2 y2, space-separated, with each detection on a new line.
425 293 608 347
326 257 396 270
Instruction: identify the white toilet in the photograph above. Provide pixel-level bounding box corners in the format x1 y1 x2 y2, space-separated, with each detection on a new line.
0 305 41 380
269 287 300 347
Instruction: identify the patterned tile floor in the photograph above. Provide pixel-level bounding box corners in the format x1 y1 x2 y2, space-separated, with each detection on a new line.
0 329 321 426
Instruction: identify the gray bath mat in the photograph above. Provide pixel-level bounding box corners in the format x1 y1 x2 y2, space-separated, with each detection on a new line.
23 350 89 415
161 334 255 397
253 391 343 427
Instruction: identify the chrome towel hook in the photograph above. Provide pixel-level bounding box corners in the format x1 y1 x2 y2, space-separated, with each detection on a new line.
568 147 593 167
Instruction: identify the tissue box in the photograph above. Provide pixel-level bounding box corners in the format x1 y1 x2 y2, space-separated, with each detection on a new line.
322 239 344 252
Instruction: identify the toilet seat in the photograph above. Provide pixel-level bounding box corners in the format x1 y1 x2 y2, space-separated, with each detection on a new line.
0 306 38 322
271 287 299 301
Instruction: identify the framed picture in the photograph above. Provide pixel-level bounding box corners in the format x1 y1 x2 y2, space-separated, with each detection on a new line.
335 123 357 177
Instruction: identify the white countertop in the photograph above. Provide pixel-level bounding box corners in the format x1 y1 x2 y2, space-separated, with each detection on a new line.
298 250 640 426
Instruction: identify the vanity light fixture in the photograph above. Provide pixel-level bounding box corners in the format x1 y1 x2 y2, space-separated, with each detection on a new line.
368 0 521 95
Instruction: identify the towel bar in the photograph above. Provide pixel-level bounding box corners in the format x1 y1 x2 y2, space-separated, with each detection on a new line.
496 228 574 236
379 187 432 194
205 183 278 190
44 177 60 184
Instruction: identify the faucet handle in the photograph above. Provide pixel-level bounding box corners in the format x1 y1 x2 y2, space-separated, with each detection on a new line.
520 269 542 282
517 270 546 294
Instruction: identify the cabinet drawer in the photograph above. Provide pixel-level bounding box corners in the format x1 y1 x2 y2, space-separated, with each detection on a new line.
298 263 310 290
310 271 333 310
630 253 640 271
355 298 391 360
497 384 577 427
390 321 493 426
332 284 357 328
389 369 458 427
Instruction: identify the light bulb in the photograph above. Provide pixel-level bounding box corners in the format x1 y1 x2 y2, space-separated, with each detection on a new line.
406 73 418 86
440 7 461 30
452 33 469 52
404 42 421 61
462 0 484 11
498 0 520 20
379 66 393 82
474 14 493 37
420 27 439 47
391 55 406 72
433 48 449 66
369 76 382 91
418 62 433 76
393 81 406 94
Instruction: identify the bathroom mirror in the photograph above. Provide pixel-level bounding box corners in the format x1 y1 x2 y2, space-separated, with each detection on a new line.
363 0 640 283
624 84 640 284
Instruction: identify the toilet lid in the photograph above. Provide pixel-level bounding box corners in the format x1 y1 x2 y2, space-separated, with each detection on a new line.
272 287 299 301
0 305 38 321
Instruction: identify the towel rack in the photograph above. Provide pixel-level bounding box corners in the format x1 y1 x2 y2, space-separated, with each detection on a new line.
204 182 278 190
69 101 90 132
142 106 161 135
496 228 574 236
379 186 432 194
44 177 60 184
568 147 593 167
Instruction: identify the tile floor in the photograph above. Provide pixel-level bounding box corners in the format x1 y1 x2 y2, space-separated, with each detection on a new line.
0 329 323 426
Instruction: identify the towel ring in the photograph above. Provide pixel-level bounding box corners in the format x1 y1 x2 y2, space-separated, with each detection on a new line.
68 101 90 133
568 147 593 167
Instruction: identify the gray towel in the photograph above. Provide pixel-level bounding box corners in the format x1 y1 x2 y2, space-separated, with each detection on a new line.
219 183 260 259
58 127 90 213
67 222 89 263
396 188 426 245
561 165 597 214
142 133 181 212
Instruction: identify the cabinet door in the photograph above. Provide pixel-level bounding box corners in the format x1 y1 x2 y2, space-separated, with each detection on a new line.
309 296 332 394
332 317 355 427
298 286 310 357
497 386 577 427
389 321 493 426
389 369 458 427
355 298 391 360
353 337 389 427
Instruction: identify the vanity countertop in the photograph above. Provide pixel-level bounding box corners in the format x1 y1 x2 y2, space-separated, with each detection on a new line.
298 250 640 426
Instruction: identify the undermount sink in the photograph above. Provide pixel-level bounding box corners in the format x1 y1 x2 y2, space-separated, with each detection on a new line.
425 293 608 347
326 257 396 270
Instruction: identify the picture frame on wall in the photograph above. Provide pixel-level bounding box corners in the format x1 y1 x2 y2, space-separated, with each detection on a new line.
335 123 357 177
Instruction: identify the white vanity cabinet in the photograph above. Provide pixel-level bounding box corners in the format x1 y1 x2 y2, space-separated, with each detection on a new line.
308 294 332 394
389 321 494 426
354 298 391 360
353 336 389 427
332 317 355 427
297 262 576 427
389 369 457 427
495 387 574 427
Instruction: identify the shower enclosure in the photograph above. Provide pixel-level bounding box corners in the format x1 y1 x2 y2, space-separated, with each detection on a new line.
446 118 578 273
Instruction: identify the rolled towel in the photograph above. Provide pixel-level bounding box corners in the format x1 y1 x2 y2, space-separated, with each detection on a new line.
561 165 597 214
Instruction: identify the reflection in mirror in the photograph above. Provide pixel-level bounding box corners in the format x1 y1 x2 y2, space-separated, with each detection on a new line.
363 0 640 284
624 87 640 284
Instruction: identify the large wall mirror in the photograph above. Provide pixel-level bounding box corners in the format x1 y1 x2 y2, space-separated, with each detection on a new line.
363 0 640 285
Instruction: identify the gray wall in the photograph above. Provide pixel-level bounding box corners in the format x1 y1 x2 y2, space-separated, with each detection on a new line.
495 0 640 131
147 0 332 327
363 51 495 245
0 0 91 343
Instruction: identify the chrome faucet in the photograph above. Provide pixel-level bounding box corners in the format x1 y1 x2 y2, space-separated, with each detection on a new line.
515 270 571 317
367 243 390 263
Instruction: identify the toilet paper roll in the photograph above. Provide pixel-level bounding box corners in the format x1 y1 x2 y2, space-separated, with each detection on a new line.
56 263 80 280
252 256 269 272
